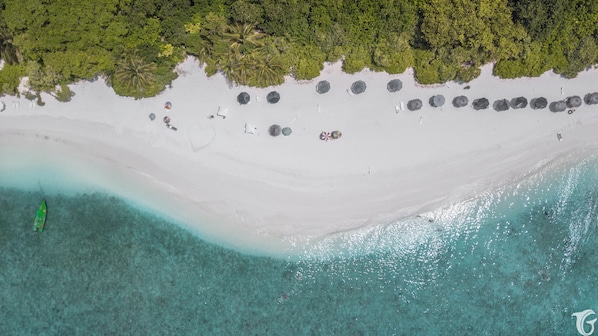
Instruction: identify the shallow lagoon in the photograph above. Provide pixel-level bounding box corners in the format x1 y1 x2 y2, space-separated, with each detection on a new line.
1 155 597 334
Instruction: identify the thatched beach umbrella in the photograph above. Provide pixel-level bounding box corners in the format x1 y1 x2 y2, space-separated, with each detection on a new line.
510 97 528 109
351 80 367 94
267 91 280 104
472 98 489 110
530 97 548 110
493 99 510 112
282 127 292 136
584 92 598 105
387 79 403 93
268 124 282 137
237 92 250 105
566 96 582 108
407 99 422 111
549 101 567 112
452 95 469 108
316 80 330 94
429 95 445 107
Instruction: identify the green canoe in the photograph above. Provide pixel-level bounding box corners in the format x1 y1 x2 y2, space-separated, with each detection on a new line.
33 200 47 232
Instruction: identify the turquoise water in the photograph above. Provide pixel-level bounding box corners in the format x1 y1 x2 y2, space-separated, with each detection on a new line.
1 154 597 335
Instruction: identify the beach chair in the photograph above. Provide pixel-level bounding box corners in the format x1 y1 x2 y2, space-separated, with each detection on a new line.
217 107 228 119
244 123 257 134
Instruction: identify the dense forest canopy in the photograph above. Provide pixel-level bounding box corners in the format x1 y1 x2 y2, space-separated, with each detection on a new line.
0 0 597 99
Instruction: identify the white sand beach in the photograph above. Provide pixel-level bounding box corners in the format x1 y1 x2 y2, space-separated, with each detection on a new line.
1 57 597 256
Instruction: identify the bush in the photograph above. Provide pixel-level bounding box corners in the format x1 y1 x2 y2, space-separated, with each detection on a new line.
456 66 481 82
342 46 370 74
54 84 76 102
23 91 36 100
413 51 450 84
36 93 45 106
289 44 325 80
0 63 26 95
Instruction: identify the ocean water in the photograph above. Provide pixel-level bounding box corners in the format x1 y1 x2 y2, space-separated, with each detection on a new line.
1 153 597 335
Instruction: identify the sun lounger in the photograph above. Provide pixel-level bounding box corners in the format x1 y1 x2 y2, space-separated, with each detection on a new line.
217 107 228 118
244 123 257 134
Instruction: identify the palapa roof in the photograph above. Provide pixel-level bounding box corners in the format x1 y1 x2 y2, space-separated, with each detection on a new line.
493 99 510 112
316 80 330 94
268 124 282 137
549 101 567 112
407 99 422 111
530 97 548 110
510 97 528 109
267 91 280 104
237 92 250 105
452 95 469 108
387 79 403 93
351 80 367 94
429 95 445 107
566 96 582 108
584 92 598 105
472 98 489 110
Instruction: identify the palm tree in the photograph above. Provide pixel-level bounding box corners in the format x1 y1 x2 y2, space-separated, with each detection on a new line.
219 47 250 85
223 23 266 53
251 52 285 87
113 54 157 93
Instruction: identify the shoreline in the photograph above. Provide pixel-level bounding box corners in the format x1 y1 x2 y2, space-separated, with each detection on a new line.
1 58 598 257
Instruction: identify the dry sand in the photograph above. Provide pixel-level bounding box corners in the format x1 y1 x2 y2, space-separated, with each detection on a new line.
1 57 597 256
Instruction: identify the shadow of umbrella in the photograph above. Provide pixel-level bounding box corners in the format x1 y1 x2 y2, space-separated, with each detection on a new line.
493 99 510 112
584 92 598 105
407 99 422 111
429 95 445 107
530 97 547 110
452 95 469 108
316 80 330 94
387 79 403 93
510 97 528 109
267 91 280 104
237 92 250 105
472 98 489 110
549 101 567 112
351 81 367 94
566 96 582 108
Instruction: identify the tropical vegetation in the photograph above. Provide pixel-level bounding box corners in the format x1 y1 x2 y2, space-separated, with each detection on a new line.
0 0 596 98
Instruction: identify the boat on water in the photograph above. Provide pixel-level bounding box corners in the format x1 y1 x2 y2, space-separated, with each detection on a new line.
33 200 47 233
